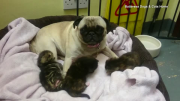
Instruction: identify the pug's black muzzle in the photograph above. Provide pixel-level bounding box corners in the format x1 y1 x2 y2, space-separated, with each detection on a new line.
86 32 99 45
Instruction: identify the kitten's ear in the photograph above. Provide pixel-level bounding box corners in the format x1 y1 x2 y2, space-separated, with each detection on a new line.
73 16 83 29
101 16 110 28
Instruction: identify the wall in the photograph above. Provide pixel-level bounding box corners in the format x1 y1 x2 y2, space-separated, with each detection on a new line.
0 0 179 29
0 0 107 29
146 0 180 22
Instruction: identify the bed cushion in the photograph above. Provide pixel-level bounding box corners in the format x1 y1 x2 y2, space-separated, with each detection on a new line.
0 15 170 101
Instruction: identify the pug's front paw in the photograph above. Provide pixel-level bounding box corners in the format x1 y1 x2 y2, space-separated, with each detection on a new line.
62 72 67 78
114 55 118 58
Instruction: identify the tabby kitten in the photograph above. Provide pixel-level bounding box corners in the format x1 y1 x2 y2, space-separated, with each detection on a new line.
37 50 63 91
105 52 141 75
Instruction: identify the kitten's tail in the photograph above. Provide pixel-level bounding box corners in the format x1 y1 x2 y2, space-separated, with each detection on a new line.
70 93 90 99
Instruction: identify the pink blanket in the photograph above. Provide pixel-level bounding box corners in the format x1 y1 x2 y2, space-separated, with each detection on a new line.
0 18 165 101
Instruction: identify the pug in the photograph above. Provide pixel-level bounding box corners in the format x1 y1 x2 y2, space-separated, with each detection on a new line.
30 16 118 77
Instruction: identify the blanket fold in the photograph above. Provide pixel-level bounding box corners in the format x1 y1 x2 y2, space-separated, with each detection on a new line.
97 66 165 101
106 27 132 57
0 18 165 101
0 18 39 63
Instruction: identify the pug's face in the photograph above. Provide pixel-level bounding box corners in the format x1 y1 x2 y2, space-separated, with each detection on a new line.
73 16 109 48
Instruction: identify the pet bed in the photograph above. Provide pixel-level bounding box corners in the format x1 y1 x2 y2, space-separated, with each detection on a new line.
0 15 169 101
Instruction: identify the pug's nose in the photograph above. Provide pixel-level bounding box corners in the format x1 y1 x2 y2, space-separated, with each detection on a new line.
89 32 95 35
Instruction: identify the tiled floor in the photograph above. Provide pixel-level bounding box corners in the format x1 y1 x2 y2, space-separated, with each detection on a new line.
154 39 180 101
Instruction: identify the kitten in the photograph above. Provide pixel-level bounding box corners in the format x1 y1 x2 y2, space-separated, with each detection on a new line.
37 50 63 91
61 56 98 99
38 51 98 99
105 52 141 75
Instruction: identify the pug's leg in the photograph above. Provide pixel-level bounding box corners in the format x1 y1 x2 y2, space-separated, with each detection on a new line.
103 46 118 58
58 55 65 61
62 56 73 78
33 40 58 60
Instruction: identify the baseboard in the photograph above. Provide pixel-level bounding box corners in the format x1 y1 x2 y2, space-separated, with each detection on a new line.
142 19 176 37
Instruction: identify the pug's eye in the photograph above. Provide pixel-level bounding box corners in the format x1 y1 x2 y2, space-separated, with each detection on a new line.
96 26 104 33
80 25 87 32
80 28 85 32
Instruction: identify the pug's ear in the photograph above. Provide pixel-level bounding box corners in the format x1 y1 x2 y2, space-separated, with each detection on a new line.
73 17 83 29
101 17 110 28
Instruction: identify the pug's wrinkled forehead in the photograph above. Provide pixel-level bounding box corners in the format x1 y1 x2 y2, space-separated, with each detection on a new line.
73 16 109 29
79 16 106 29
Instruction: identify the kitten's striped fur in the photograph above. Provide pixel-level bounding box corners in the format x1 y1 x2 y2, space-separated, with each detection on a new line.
105 52 141 75
38 50 98 99
38 50 63 91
